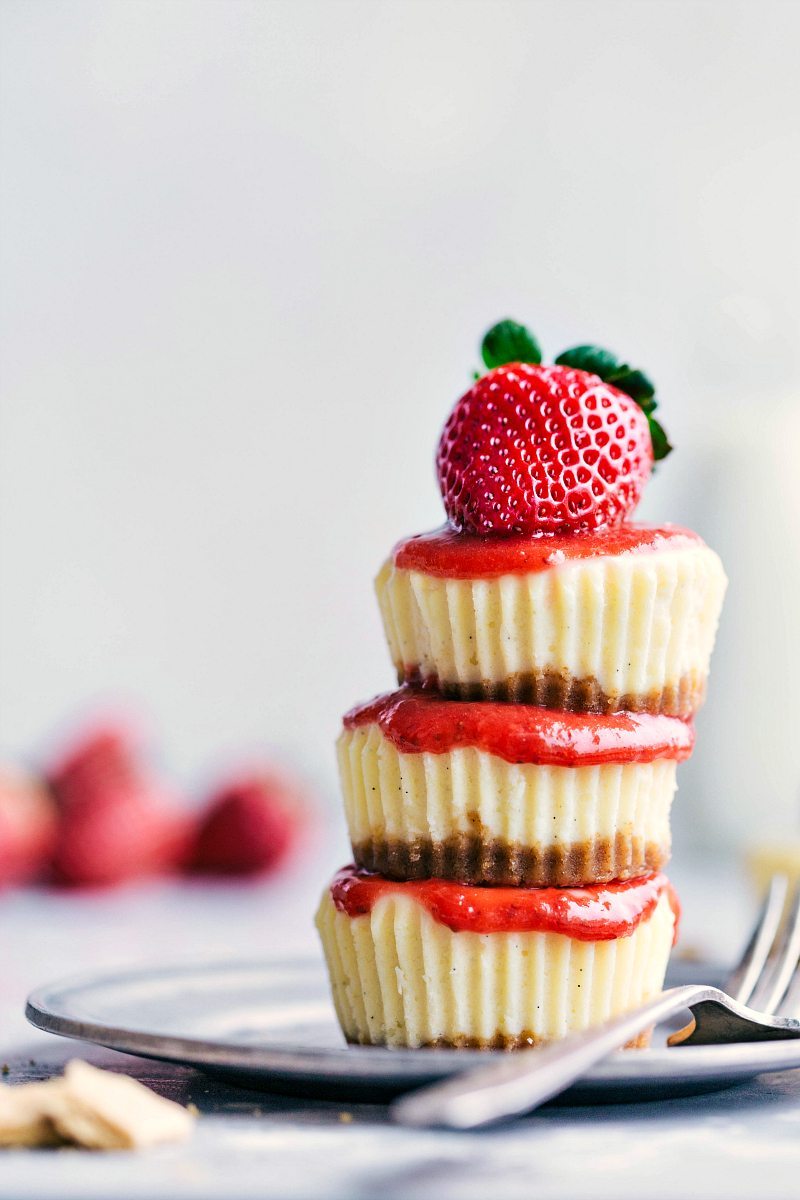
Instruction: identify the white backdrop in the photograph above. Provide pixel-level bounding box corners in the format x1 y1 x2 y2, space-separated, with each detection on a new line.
2 0 799 849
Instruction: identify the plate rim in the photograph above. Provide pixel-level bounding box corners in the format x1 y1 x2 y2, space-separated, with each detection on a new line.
24 955 800 1088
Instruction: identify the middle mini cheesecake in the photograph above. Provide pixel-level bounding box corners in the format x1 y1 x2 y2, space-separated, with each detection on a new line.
339 687 693 888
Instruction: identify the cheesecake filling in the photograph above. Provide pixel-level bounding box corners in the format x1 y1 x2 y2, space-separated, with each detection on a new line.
339 719 678 887
377 530 726 717
316 881 677 1048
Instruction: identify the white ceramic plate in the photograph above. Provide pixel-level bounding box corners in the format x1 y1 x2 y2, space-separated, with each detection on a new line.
25 957 800 1103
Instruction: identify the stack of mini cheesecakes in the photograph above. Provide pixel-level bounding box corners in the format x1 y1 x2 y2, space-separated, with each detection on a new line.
317 325 726 1050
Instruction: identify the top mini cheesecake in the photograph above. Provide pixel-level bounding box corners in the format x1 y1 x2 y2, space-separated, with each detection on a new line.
376 524 726 716
375 330 727 717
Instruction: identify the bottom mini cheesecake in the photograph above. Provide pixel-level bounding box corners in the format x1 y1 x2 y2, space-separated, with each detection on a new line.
316 867 678 1049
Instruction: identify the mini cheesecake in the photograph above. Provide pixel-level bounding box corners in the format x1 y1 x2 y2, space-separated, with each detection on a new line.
339 688 692 887
316 867 678 1049
376 524 726 717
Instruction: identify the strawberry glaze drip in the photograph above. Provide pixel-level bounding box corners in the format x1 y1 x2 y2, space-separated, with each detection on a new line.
330 866 679 941
344 688 693 766
393 522 701 579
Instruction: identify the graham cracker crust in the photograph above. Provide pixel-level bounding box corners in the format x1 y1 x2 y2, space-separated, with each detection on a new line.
348 1029 653 1050
400 666 705 719
353 832 669 889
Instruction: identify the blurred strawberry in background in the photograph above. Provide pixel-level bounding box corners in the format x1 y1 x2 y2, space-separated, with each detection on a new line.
187 771 303 878
51 795 192 889
47 723 142 805
47 721 192 888
0 767 58 886
0 712 312 891
1 713 314 890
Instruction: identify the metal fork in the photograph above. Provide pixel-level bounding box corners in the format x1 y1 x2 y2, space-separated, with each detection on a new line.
392 875 800 1130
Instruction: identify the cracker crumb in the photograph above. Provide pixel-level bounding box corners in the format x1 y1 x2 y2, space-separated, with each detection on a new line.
0 1061 195 1150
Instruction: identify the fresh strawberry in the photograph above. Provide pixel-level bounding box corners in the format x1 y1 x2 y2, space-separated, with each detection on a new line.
0 767 58 886
187 773 301 877
437 362 653 536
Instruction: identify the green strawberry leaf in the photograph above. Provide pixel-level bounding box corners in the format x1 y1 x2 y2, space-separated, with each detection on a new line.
555 345 622 378
629 391 657 416
481 319 542 370
648 415 672 461
607 366 656 406
556 346 655 405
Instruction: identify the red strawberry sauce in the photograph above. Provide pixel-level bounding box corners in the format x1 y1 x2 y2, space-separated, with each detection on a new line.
330 866 679 941
344 688 693 767
393 522 701 579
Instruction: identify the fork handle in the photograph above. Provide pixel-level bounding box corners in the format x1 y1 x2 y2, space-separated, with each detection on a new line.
392 983 720 1130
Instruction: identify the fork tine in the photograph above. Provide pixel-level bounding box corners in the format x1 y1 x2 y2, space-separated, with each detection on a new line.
771 884 800 1012
748 884 800 1014
725 874 788 1005
777 950 800 1018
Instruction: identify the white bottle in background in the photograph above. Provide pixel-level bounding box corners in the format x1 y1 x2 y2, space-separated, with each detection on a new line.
661 396 800 856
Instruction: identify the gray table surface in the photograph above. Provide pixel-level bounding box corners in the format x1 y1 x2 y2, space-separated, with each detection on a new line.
2 844 799 1200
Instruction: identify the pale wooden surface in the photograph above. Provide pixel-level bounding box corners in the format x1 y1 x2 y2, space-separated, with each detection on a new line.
1 851 799 1199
